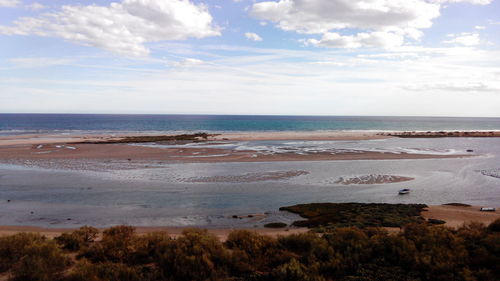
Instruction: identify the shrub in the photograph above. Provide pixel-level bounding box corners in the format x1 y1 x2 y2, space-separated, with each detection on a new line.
402 223 469 280
82 225 135 263
157 228 231 281
280 203 427 229
271 258 324 281
225 230 292 276
66 261 143 281
131 231 171 265
488 218 500 232
56 226 99 251
443 203 471 207
0 233 46 272
264 222 287 228
10 239 70 281
427 218 446 225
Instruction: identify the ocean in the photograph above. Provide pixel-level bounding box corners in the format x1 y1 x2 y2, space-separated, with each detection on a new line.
1 114 500 134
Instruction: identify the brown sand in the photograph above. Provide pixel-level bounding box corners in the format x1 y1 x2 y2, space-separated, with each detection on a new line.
422 205 500 228
0 142 471 165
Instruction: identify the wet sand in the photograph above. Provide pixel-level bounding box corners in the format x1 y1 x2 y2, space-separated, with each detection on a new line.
334 174 414 185
0 142 471 166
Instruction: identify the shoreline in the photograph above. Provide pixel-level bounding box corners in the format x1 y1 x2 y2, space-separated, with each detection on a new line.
0 205 497 240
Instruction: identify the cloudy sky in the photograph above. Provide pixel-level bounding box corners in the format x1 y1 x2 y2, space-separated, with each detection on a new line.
1 0 499 116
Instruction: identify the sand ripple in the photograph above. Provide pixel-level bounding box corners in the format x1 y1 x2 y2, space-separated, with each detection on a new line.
477 169 500 179
183 170 309 183
333 174 414 185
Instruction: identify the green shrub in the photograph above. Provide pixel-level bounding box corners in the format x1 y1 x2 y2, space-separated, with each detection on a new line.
280 203 427 229
271 258 325 281
56 226 99 251
157 228 231 281
82 225 135 263
10 239 70 281
427 218 446 225
278 233 334 266
0 233 46 272
443 203 471 207
0 216 499 281
66 261 143 281
488 218 500 232
264 222 287 228
225 230 293 276
131 231 171 265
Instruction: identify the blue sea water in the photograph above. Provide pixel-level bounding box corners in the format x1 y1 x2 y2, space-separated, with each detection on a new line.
1 114 500 134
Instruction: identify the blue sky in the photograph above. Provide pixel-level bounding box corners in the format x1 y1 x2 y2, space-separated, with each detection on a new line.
1 0 499 116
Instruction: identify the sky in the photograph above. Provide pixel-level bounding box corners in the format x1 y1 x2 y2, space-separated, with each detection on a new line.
1 0 499 117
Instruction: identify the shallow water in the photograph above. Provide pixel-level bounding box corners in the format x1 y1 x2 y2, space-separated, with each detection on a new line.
0 137 499 228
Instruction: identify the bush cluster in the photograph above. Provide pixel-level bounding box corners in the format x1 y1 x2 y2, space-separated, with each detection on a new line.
280 203 428 229
0 220 498 281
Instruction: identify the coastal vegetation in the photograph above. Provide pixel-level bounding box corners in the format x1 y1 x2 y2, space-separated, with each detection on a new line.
263 222 288 228
0 219 499 281
280 203 428 230
381 131 500 138
444 203 472 207
82 133 216 144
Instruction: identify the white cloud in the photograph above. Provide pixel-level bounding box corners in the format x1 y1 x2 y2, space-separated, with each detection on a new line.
443 33 480 46
245 32 263 41
2 46 500 116
403 82 499 92
0 0 220 56
171 58 204 67
430 0 492 4
26 2 44 10
250 0 440 35
475 25 486 30
0 0 20 8
306 31 404 49
9 57 73 68
250 0 492 49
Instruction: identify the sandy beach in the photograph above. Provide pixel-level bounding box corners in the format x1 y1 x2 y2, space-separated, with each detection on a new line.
0 131 475 166
421 205 500 228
